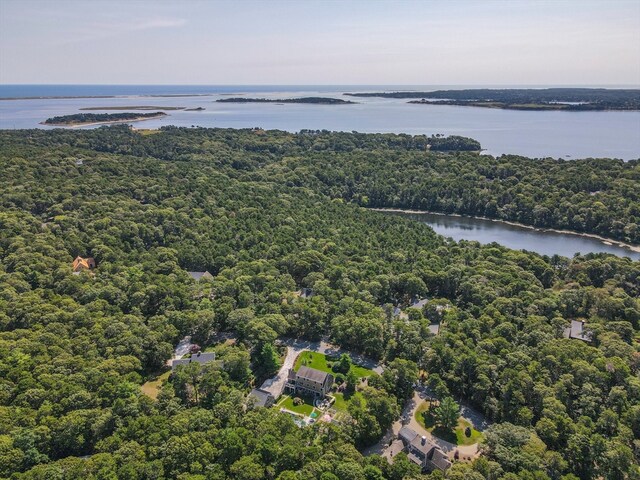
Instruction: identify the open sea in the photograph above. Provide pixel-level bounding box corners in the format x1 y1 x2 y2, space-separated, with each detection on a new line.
1 84 639 160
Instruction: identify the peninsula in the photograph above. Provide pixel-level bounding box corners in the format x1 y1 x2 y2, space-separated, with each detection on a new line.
80 106 185 111
216 96 356 104
42 112 167 127
346 88 640 111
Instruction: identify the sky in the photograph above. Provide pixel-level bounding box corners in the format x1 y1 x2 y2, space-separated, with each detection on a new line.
1 0 639 85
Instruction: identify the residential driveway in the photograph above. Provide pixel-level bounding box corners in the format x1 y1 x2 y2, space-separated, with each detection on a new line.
166 335 196 366
281 337 384 374
261 337 385 398
365 389 485 462
259 343 308 397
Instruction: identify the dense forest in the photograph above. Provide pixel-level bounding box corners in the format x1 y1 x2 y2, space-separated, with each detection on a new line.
0 126 639 480
216 97 355 104
346 88 640 111
43 112 167 126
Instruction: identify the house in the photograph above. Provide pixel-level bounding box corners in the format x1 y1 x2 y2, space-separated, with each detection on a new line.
72 256 96 272
285 366 333 398
409 297 429 310
563 320 593 342
295 288 314 299
248 388 276 408
171 351 216 371
399 426 451 472
188 271 214 282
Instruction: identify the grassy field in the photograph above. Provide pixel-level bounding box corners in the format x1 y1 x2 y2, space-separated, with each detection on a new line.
140 370 171 400
415 401 483 446
277 395 316 416
294 351 374 379
332 391 365 412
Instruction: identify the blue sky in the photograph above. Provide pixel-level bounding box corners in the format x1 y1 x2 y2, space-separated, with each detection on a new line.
1 0 639 85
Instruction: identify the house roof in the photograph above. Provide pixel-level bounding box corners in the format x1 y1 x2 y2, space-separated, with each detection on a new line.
399 426 419 444
410 297 429 309
407 452 423 466
72 256 95 271
297 365 330 383
409 434 437 457
428 447 452 470
248 388 274 408
171 351 216 369
295 288 314 298
399 426 451 470
563 320 593 342
188 271 213 281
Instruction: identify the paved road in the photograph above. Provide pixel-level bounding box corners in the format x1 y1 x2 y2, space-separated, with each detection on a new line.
260 337 384 398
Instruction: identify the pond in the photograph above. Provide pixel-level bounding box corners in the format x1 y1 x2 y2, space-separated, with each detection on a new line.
385 210 640 260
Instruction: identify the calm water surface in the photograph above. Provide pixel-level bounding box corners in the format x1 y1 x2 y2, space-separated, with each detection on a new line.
392 212 640 260
1 85 639 159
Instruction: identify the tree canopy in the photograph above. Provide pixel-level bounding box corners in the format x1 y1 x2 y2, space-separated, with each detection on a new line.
0 126 638 479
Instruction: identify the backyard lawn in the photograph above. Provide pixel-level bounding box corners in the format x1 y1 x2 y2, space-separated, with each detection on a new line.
294 351 374 379
277 395 316 416
140 370 171 400
415 401 483 446
332 391 365 412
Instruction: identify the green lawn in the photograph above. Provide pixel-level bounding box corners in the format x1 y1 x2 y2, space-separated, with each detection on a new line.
294 351 374 379
415 401 483 446
332 391 365 413
277 395 316 416
140 370 171 400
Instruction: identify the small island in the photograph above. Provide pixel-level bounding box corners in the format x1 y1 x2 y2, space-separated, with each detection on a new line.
42 112 167 127
80 106 184 111
216 96 356 104
346 88 640 111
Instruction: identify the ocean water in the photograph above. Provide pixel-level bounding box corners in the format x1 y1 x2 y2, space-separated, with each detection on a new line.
1 85 639 159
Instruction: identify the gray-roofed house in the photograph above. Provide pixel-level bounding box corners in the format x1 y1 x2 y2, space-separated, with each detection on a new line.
398 426 451 472
563 320 593 342
410 297 429 310
295 288 314 299
285 366 334 398
188 271 214 282
248 388 276 408
171 351 216 371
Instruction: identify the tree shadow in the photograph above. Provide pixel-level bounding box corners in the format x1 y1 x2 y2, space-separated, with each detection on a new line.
431 426 457 444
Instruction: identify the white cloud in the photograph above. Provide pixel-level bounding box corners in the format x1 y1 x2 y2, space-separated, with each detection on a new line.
131 18 187 31
52 16 188 45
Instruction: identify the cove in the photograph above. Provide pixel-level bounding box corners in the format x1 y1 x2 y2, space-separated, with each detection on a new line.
381 210 640 261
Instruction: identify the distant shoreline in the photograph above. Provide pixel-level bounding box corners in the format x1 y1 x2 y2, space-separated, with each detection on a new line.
406 99 640 111
370 207 640 253
80 106 185 111
41 113 167 127
346 88 640 111
216 97 356 105
1 94 214 101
